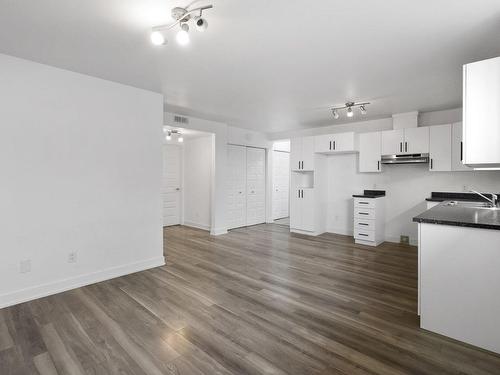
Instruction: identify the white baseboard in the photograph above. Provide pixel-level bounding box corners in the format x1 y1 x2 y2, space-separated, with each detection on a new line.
183 221 210 231
0 256 165 309
210 227 228 236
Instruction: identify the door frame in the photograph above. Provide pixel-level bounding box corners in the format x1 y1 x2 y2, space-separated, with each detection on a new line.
272 149 290 220
162 143 183 227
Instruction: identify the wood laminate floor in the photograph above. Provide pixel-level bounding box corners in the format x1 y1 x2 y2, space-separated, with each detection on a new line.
1 224 500 374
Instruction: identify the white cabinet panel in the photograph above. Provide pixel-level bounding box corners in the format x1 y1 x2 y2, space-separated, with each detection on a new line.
290 188 301 229
290 138 302 171
314 134 332 153
429 124 452 171
359 132 381 172
301 136 315 171
301 189 315 232
314 132 357 153
463 57 500 167
227 145 247 229
405 127 429 154
381 129 404 155
451 122 471 171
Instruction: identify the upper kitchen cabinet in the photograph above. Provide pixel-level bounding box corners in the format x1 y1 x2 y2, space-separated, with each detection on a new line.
381 127 429 155
314 132 357 154
429 124 451 171
290 136 314 171
463 57 500 168
451 122 471 171
359 131 382 172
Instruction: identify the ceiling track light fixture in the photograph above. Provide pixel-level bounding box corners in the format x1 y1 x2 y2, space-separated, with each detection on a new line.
151 4 213 46
331 101 370 119
164 129 184 142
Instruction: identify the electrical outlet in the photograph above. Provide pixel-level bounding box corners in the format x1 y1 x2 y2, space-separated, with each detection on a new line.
68 251 77 263
400 235 409 245
20 260 31 273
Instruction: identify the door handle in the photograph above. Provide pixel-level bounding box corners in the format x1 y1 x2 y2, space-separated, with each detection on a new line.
298 161 300 170
329 141 332 150
399 142 402 152
298 190 300 198
377 160 380 170
460 141 463 161
405 142 408 152
333 141 336 150
430 158 433 170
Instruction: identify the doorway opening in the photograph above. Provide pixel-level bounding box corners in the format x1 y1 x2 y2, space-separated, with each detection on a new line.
272 140 290 227
162 126 214 232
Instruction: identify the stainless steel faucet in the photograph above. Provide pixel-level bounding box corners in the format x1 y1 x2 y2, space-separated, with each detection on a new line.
470 190 499 207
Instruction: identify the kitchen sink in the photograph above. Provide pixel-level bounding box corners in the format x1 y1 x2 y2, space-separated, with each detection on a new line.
445 200 500 210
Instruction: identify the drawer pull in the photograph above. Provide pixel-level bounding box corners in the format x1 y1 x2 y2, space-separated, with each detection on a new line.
358 212 369 215
358 233 369 237
359 223 369 226
359 202 369 204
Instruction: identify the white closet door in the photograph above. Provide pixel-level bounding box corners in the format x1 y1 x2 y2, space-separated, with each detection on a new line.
246 147 266 226
273 151 290 220
163 145 182 226
227 145 247 229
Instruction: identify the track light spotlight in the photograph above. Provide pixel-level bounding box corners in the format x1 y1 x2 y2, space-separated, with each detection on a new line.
176 23 190 45
194 16 208 31
151 31 166 46
347 107 354 118
332 109 340 119
360 105 367 115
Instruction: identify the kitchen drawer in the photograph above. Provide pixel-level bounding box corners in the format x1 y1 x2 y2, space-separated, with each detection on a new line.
354 198 375 209
354 218 375 231
354 229 375 242
354 208 375 219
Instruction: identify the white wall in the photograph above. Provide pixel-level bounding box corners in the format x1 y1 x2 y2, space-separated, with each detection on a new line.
0 54 164 308
183 136 213 230
327 154 500 245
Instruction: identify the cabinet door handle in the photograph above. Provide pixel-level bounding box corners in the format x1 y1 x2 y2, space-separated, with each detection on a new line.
430 158 433 169
359 223 369 226
405 142 408 152
333 141 336 150
377 161 380 170
358 233 369 237
329 141 332 150
359 202 369 205
400 142 402 152
298 190 300 198
301 189 304 198
358 212 369 215
298 161 300 170
460 141 463 161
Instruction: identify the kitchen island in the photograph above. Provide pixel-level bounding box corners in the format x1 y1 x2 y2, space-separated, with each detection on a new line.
413 202 500 354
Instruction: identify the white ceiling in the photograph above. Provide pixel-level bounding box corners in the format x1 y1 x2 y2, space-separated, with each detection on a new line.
1 0 500 133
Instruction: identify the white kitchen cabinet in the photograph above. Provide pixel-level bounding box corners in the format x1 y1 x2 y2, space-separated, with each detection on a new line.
353 196 385 246
463 56 500 168
290 136 314 171
314 132 357 154
290 188 315 232
451 122 471 171
381 127 429 155
404 127 429 154
359 132 382 172
381 129 404 155
429 124 451 171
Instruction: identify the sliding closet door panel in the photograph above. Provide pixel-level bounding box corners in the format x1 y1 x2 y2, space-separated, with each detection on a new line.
246 147 266 226
227 145 247 229
272 151 290 220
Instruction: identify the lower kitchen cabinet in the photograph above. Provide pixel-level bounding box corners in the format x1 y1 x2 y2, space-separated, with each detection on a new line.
353 196 385 246
290 188 315 232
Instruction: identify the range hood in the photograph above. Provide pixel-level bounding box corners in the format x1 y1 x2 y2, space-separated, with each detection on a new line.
381 153 429 164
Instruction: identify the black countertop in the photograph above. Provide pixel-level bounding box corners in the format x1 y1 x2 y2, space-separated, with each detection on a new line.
413 202 500 230
425 191 500 202
352 190 386 198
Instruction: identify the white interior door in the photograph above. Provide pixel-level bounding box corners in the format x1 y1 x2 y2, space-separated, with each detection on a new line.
246 147 266 226
163 145 182 226
272 151 290 220
227 145 247 229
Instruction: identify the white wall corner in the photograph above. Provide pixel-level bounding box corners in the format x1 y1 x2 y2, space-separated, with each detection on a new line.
210 227 228 236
